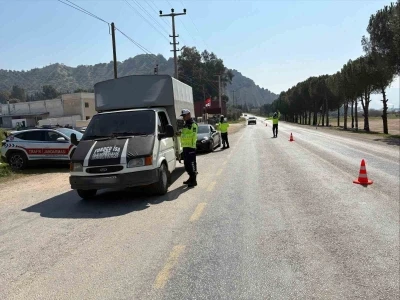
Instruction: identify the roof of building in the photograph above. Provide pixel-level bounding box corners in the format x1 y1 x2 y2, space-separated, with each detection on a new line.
0 112 50 118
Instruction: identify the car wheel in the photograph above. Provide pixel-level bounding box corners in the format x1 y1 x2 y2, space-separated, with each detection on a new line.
152 163 168 195
209 140 214 152
8 151 28 170
77 189 97 200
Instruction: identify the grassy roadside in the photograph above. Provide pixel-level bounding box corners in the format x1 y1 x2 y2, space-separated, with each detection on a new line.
0 128 8 140
282 120 400 146
229 117 246 124
0 163 70 184
228 117 246 134
0 164 28 183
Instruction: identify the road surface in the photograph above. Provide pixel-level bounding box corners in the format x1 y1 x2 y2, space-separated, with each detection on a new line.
1 118 399 299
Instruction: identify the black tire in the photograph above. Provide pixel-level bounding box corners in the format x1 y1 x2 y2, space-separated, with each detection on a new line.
77 189 97 199
8 151 28 170
209 140 214 152
151 163 168 195
217 136 221 148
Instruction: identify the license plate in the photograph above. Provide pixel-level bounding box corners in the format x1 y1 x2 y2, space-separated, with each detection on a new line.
94 176 117 184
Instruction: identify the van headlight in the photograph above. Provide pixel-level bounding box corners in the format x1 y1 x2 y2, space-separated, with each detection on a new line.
70 162 83 172
127 156 153 168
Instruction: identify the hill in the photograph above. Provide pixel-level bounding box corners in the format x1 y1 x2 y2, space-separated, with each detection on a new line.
0 54 278 107
226 70 277 107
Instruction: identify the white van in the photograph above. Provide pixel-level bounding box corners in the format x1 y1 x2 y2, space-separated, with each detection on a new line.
69 75 194 199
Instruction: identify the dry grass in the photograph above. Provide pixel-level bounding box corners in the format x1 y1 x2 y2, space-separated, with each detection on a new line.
329 117 400 135
228 124 245 135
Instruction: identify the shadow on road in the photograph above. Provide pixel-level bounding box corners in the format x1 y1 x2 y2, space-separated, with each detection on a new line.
197 148 227 156
373 136 400 146
22 167 189 219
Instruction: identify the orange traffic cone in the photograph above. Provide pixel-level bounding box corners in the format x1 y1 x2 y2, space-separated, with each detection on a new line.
289 133 294 142
353 159 373 185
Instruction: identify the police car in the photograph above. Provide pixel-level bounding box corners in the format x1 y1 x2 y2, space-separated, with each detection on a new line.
1 127 83 170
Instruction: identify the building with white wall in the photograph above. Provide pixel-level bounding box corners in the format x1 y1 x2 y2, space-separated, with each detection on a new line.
0 93 95 128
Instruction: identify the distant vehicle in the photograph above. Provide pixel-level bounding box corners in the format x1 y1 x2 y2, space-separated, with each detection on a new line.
244 114 247 116
248 116 257 125
196 124 221 152
1 128 83 170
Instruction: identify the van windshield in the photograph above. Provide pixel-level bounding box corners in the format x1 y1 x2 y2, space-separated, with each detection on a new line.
82 110 155 140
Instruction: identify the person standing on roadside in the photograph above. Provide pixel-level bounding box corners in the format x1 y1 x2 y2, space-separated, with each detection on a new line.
217 115 230 149
179 109 198 187
266 110 281 138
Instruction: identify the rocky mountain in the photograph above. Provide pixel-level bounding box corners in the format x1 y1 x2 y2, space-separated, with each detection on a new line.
0 54 278 107
226 70 277 107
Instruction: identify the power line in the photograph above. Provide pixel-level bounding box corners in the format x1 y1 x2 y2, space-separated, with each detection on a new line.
179 0 209 49
161 0 188 46
58 0 153 55
147 0 171 28
125 0 170 42
132 0 170 35
165 0 173 8
177 18 197 46
114 27 153 54
57 0 109 24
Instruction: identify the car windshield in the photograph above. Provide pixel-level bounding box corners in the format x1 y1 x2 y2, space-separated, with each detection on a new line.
198 125 210 134
82 110 155 140
56 128 83 140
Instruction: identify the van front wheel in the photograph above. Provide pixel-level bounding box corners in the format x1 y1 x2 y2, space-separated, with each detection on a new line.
152 164 168 195
77 189 97 200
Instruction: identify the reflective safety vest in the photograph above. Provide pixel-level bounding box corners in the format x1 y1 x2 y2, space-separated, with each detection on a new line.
217 122 229 133
266 112 281 125
181 122 198 148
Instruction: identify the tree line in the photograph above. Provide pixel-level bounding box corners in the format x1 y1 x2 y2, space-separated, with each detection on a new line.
178 47 233 103
0 85 94 104
261 2 399 134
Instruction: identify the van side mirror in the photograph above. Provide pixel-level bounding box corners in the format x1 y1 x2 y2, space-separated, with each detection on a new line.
70 133 79 146
165 124 174 137
158 124 175 140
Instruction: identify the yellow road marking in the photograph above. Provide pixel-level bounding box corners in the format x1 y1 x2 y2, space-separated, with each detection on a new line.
216 168 223 176
207 181 217 192
190 202 207 222
154 245 186 289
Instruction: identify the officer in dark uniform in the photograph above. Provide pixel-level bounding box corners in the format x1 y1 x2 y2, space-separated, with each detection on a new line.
180 109 198 187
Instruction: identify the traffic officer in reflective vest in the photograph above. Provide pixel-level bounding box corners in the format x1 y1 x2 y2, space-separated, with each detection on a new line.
217 115 230 149
266 110 281 138
180 109 198 187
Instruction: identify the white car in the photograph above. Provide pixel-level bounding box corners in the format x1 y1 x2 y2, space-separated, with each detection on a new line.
1 128 83 170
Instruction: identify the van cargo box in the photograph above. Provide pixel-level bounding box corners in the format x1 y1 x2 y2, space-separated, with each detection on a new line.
94 75 194 131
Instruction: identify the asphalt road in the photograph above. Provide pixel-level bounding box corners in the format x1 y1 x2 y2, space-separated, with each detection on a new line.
0 119 399 300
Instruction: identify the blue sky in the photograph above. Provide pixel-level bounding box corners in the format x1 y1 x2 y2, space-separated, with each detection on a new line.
0 0 398 109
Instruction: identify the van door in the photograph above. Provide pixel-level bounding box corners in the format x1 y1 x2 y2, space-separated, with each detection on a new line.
157 111 175 171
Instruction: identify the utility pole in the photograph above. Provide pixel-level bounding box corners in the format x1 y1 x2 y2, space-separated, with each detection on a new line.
215 75 222 110
232 90 235 106
160 8 186 79
111 22 117 79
